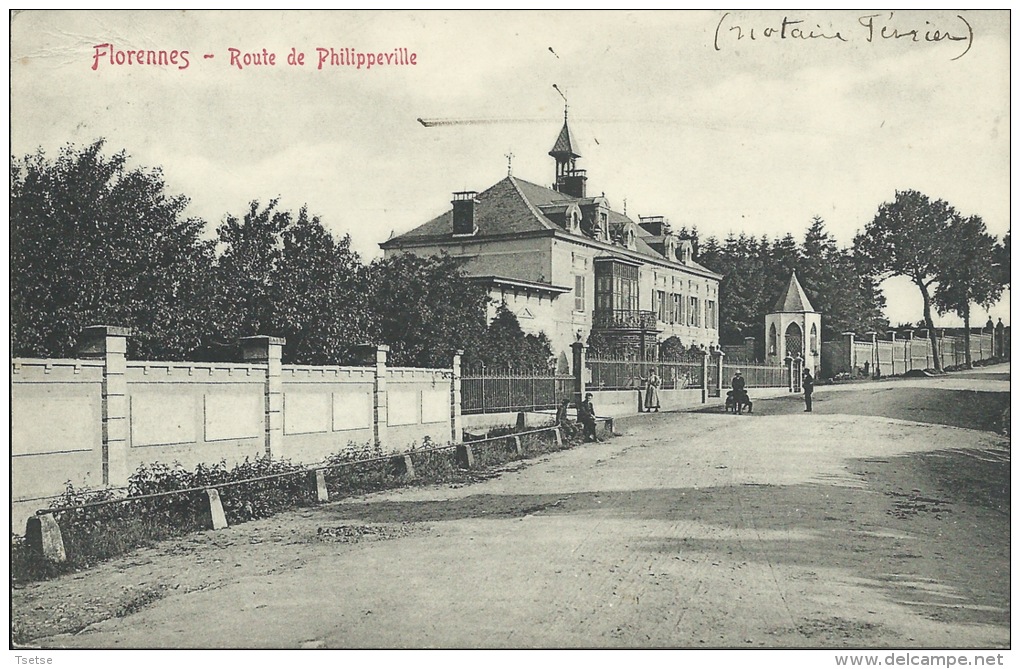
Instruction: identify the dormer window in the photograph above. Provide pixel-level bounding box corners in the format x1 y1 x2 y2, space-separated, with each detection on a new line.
624 227 637 250
599 211 608 240
569 209 581 234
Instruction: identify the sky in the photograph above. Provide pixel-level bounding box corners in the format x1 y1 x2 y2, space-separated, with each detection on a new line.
10 9 1011 328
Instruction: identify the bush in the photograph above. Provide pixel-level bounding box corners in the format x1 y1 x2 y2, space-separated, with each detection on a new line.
14 422 605 583
322 442 404 497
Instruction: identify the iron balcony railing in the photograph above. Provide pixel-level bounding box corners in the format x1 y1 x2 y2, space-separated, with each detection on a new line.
592 309 657 330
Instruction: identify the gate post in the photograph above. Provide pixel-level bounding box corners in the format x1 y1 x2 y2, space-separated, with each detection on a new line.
841 331 855 376
571 341 586 409
713 348 725 398
451 350 463 444
241 335 286 459
785 355 794 392
700 349 710 403
78 325 132 486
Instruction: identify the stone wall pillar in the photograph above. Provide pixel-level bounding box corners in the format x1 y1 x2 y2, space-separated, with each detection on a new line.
785 355 794 392
743 336 756 362
571 341 586 408
451 350 463 444
353 345 390 449
78 325 131 486
713 349 725 397
864 331 878 377
841 331 855 375
241 336 286 459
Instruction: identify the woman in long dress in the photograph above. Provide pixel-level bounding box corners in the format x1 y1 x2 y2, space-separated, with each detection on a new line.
645 369 661 412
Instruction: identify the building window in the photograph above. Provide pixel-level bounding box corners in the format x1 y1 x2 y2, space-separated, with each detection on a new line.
810 323 818 354
671 294 681 324
657 290 668 322
595 261 638 315
769 323 778 355
689 296 700 327
574 275 585 312
707 300 717 330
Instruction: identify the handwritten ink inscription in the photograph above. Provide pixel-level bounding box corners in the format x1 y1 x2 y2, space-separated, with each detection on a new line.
90 44 418 71
714 12 974 61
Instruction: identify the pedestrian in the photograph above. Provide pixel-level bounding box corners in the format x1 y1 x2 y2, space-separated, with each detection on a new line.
802 368 814 412
730 370 747 415
578 392 601 442
644 368 661 412
555 398 570 424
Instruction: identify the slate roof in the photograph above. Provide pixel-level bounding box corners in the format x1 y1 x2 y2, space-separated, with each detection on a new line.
773 271 816 312
549 118 580 158
381 175 720 278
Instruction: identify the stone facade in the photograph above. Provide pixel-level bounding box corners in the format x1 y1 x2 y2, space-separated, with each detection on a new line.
381 116 723 367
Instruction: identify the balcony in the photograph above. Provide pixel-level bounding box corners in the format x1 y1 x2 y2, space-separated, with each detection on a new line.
592 309 658 331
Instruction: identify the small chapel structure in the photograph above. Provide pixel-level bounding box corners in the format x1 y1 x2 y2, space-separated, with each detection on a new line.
765 271 821 376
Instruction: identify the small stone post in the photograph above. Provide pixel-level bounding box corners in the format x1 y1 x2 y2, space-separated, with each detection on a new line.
241 336 286 459
25 514 66 563
785 355 795 393
78 325 132 486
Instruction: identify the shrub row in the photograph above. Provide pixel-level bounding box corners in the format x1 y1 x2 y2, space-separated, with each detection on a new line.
12 421 598 583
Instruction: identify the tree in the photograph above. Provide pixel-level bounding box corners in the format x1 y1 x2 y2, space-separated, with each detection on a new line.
932 215 1006 367
11 140 215 359
367 253 490 367
698 221 886 347
658 335 687 360
854 190 955 371
209 199 371 364
800 216 887 340
466 304 553 369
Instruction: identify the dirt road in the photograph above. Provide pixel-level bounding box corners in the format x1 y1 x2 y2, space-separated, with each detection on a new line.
14 365 1010 648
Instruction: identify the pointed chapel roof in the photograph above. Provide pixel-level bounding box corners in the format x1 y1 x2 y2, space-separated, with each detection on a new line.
549 112 580 159
772 271 816 312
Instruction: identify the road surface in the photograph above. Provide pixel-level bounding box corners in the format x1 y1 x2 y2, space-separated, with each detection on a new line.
13 365 1010 648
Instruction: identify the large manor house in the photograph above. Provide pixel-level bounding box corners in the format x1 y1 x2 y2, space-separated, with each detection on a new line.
381 113 723 371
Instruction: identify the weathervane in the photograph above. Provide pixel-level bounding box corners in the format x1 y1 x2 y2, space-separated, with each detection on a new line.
552 83 568 119
505 150 514 176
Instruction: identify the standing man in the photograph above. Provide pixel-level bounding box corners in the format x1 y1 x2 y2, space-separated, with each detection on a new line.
731 370 747 415
802 368 815 412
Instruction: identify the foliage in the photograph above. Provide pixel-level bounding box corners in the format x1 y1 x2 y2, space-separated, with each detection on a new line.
10 140 215 359
465 304 554 369
210 199 371 364
854 190 957 370
658 336 687 360
366 252 490 367
932 215 1006 366
697 219 886 345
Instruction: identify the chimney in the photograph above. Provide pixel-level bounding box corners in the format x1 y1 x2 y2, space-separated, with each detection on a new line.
557 169 587 199
638 215 669 236
451 191 479 236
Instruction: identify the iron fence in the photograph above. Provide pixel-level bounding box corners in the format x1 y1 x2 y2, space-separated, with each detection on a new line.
587 354 704 391
721 361 787 389
460 366 574 414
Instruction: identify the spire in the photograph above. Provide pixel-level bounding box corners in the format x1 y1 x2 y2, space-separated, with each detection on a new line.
549 113 580 159
772 271 816 312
